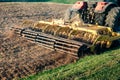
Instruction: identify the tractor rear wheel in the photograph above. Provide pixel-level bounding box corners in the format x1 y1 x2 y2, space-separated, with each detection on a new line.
64 8 78 23
94 13 106 26
105 7 120 32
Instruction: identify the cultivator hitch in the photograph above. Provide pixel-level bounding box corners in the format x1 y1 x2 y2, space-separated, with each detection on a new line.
13 20 120 56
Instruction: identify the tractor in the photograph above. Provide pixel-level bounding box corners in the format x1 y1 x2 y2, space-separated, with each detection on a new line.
64 0 120 33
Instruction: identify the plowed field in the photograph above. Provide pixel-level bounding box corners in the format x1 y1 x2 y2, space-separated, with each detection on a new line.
0 2 78 80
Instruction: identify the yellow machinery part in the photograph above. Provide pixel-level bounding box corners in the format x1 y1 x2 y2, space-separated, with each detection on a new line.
15 20 120 55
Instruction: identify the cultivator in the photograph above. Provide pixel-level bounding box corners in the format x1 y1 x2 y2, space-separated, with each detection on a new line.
13 20 120 56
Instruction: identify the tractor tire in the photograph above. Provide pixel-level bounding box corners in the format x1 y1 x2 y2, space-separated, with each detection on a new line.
64 8 78 23
94 5 116 26
105 7 120 32
79 10 88 24
94 13 106 26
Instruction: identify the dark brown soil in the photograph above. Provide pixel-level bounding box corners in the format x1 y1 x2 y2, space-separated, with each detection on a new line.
0 2 78 80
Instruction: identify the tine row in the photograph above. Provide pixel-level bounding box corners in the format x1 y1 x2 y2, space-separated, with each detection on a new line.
19 29 89 55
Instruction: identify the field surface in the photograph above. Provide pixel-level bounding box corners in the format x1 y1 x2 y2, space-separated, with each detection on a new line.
0 2 78 80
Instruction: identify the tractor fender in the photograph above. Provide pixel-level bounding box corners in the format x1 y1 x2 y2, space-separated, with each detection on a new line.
72 1 87 10
94 2 118 13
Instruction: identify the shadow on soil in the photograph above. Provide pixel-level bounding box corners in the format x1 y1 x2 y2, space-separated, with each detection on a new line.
77 41 120 58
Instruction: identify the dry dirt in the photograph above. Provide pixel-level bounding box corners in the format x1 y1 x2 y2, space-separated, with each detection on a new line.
0 2 78 80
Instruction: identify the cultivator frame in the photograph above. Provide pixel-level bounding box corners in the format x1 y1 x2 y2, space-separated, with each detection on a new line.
12 20 120 56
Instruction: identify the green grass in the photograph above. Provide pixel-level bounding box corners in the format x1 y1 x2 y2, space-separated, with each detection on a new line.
21 47 120 80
